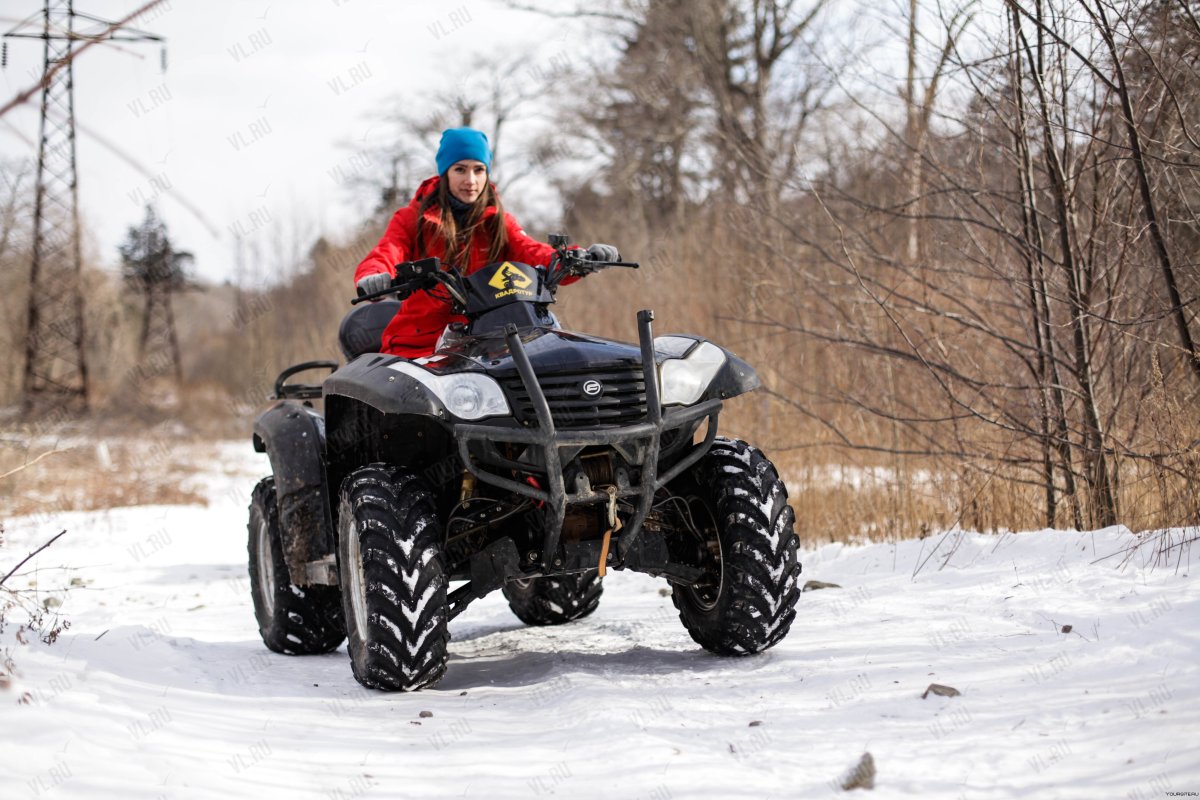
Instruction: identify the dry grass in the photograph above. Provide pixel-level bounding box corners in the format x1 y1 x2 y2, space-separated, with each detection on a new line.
0 415 210 518
789 482 953 546
777 452 958 546
774 446 1200 546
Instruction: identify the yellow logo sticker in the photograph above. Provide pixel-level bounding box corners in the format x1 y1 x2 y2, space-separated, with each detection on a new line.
488 262 533 291
488 261 535 299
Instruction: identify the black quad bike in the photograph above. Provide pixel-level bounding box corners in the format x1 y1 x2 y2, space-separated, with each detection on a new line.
247 235 801 691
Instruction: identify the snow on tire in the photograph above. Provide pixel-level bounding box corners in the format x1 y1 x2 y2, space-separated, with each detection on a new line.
502 571 604 626
337 464 449 692
247 477 346 655
671 438 801 655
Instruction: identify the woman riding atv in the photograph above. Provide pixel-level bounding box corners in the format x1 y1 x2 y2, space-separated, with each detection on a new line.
354 126 618 358
250 126 800 692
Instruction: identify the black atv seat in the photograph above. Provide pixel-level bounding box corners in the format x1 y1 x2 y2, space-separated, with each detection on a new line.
338 299 402 360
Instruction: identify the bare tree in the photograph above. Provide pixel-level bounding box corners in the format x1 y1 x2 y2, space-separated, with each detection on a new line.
901 0 976 264
1009 0 1200 388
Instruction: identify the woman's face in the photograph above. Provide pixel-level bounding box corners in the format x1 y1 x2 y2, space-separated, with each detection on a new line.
447 160 488 204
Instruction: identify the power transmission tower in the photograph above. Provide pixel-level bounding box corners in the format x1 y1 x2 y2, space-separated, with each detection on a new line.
2 1 164 416
139 279 183 384
120 205 191 389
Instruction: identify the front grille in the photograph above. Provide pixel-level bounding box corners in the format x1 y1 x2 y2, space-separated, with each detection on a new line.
500 367 647 428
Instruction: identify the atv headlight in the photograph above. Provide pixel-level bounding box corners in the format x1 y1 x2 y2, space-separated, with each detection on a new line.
388 362 510 420
659 341 726 406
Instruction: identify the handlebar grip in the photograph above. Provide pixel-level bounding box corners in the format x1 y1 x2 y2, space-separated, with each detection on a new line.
351 283 415 305
351 290 385 305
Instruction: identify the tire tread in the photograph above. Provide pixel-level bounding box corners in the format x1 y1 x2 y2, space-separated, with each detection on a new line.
247 478 345 656
502 571 604 626
339 464 449 691
671 438 800 655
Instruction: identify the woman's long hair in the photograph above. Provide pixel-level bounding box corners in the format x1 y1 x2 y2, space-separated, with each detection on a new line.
415 176 508 268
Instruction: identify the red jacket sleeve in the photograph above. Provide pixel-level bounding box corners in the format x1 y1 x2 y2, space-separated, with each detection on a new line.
502 213 554 266
502 213 583 286
354 207 417 284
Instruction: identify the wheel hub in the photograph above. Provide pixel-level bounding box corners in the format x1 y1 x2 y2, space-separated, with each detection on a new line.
346 520 370 642
684 496 723 612
256 519 277 617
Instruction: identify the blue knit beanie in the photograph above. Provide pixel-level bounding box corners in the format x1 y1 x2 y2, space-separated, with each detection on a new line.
436 127 492 175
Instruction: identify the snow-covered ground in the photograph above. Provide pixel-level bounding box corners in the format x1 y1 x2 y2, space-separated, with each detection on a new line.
1 442 1197 799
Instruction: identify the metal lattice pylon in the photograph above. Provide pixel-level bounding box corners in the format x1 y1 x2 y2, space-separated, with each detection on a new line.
4 0 166 415
137 274 185 387
21 0 88 414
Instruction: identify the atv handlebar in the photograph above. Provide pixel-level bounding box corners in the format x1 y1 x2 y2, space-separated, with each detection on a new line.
349 237 639 306
546 241 638 290
350 257 453 305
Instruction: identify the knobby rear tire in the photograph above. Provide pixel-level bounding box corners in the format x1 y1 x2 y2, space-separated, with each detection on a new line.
247 477 345 655
502 571 604 626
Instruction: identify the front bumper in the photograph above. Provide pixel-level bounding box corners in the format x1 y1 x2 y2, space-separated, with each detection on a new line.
453 311 720 573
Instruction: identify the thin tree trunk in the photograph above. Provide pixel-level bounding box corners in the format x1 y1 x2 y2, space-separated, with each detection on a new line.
1009 21 1057 527
904 0 922 264
1010 2 1084 528
1016 0 1117 526
1090 0 1200 388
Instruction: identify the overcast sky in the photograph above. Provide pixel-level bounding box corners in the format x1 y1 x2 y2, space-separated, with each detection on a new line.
1 0 583 286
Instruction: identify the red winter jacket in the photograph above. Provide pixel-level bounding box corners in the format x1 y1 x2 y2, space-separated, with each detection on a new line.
355 176 568 358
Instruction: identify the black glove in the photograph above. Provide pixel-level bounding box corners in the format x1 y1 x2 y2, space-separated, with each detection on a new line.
585 243 620 263
356 272 392 297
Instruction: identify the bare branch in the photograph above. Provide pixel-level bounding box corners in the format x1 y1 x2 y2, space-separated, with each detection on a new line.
0 530 68 589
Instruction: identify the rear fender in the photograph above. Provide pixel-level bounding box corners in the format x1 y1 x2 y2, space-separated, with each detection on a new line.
252 401 338 586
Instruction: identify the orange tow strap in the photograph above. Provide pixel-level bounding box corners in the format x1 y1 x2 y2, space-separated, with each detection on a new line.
598 517 621 577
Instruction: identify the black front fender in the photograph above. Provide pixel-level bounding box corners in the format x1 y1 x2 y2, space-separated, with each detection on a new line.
708 349 761 400
322 354 444 417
